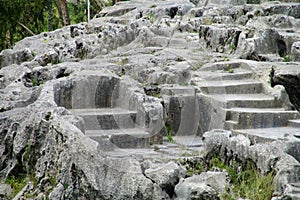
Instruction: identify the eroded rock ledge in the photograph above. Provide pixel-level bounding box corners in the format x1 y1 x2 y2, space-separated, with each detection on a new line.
0 0 300 199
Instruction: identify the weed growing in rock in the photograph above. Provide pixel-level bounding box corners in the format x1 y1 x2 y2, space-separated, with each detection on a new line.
49 176 57 186
204 17 212 25
224 64 234 73
165 123 175 143
153 145 159 151
209 157 275 200
231 44 237 51
179 157 204 176
283 55 291 62
191 63 202 71
148 13 156 23
5 175 27 197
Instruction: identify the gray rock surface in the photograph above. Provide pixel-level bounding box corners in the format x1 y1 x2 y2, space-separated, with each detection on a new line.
0 0 300 199
203 129 300 199
175 175 221 200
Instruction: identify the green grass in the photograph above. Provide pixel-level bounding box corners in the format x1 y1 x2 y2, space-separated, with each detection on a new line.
283 55 291 62
209 157 275 200
224 64 234 73
231 44 237 51
165 123 175 143
5 175 27 197
148 13 156 23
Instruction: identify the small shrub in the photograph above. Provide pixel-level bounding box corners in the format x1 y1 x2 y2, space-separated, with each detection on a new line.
283 55 291 62
165 123 175 143
231 44 237 51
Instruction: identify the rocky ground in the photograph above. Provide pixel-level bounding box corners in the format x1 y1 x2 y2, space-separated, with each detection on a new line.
0 0 300 199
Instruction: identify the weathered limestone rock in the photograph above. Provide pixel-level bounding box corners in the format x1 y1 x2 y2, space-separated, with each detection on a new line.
0 184 12 199
0 0 300 199
270 67 300 111
199 25 242 53
203 129 300 199
291 41 300 61
144 161 186 197
0 48 34 68
175 176 221 200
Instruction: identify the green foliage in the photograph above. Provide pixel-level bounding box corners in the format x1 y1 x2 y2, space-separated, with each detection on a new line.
0 0 114 51
148 13 156 23
31 77 39 87
165 123 175 143
191 63 202 71
204 16 212 25
224 64 234 73
231 44 237 51
153 145 159 151
210 157 275 200
49 176 56 186
283 55 291 62
5 175 27 197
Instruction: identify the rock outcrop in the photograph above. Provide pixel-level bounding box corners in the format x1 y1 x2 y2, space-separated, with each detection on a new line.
0 0 300 199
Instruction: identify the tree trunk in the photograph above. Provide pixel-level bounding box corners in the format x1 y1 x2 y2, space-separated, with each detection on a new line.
56 0 70 26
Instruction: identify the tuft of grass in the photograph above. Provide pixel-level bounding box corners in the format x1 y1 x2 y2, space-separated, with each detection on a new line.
210 157 275 200
49 176 56 186
5 175 27 197
31 77 38 87
148 13 156 23
283 55 291 62
179 158 204 176
165 123 175 143
231 44 237 51
204 16 212 25
224 64 234 73
191 63 202 71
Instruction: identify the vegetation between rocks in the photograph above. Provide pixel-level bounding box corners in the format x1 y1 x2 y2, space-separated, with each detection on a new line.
180 156 275 200
212 157 275 200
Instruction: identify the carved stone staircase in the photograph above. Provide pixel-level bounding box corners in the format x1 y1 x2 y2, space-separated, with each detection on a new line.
193 61 300 143
71 108 150 149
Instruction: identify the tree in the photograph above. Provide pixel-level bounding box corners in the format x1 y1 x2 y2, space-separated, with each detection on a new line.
56 0 70 26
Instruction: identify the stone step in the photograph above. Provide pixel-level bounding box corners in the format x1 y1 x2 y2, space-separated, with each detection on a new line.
210 93 277 108
200 61 250 71
86 128 150 148
289 119 300 128
225 107 300 129
197 79 263 94
232 127 300 144
161 86 197 96
224 120 239 130
71 108 137 130
172 136 203 147
194 66 253 81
